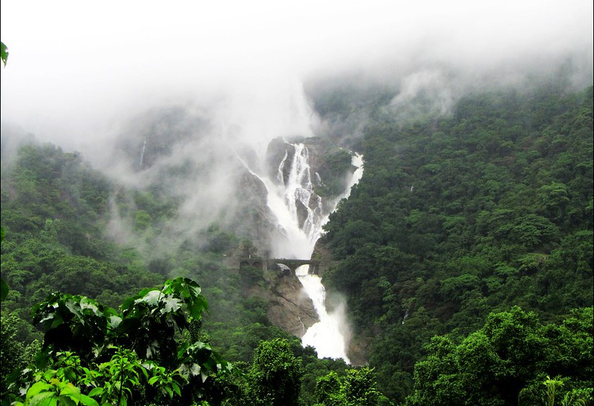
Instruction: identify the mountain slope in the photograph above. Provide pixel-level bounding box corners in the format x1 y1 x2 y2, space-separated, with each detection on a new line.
320 84 593 401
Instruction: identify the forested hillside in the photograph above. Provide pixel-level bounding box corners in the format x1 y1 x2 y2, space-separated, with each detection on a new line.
1 81 592 406
320 83 593 403
0 136 363 405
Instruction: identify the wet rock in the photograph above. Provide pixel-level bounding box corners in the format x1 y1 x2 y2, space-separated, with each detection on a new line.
246 270 319 338
268 275 319 337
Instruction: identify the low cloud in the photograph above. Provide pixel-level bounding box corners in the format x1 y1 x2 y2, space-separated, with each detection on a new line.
1 0 591 253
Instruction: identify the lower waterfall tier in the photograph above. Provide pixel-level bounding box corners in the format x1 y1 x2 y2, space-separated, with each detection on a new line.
296 266 350 362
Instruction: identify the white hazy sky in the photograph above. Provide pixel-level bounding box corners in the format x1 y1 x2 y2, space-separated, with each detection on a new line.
1 0 592 150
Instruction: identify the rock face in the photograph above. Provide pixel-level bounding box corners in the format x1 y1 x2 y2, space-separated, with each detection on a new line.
267 273 319 337
232 169 277 250
266 138 296 184
116 106 210 171
244 267 319 338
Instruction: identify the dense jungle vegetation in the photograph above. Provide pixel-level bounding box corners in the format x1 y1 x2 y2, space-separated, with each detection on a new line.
0 142 357 405
321 82 593 403
1 79 593 405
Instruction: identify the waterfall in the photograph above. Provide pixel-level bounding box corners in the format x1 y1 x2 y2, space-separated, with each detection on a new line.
297 266 351 361
139 137 147 168
262 142 363 362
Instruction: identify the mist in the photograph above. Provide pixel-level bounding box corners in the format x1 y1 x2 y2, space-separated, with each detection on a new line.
2 0 592 252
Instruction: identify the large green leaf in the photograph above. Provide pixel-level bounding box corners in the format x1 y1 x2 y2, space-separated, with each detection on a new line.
164 278 208 321
28 391 57 406
79 394 100 406
32 293 114 359
135 290 161 306
26 381 52 398
58 382 81 399
161 296 182 314
87 387 103 397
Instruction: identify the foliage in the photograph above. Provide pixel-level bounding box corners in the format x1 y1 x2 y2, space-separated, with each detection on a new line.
315 149 356 197
1 143 162 315
405 307 593 406
315 371 343 406
531 375 593 406
0 313 40 395
314 367 385 406
320 83 593 401
343 368 383 406
2 74 592 405
0 275 7 301
1 41 7 67
247 338 302 406
1 227 7 302
2 277 233 406
1 141 340 405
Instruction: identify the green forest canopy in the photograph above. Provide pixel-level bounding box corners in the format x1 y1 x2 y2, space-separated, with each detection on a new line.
1 80 592 405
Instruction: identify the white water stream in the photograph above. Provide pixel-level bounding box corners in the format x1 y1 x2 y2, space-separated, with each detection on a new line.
259 143 363 362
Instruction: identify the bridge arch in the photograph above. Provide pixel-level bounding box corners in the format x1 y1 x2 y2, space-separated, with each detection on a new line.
239 257 320 277
266 258 319 276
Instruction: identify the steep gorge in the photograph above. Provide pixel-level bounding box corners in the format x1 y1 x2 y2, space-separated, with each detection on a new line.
238 137 362 361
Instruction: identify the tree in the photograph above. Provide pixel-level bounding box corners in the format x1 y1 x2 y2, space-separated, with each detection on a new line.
315 371 343 406
518 375 593 406
342 367 382 406
248 338 302 406
406 307 593 406
314 367 383 406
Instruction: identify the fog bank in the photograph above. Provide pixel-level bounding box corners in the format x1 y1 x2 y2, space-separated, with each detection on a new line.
1 0 592 251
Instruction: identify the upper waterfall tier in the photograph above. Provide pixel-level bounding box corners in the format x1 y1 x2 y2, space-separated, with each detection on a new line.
262 139 362 259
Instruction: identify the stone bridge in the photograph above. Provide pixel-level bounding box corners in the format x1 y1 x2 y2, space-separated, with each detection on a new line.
239 257 319 276
268 258 320 276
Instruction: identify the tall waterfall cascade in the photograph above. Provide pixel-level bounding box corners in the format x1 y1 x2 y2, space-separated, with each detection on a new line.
261 142 363 362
